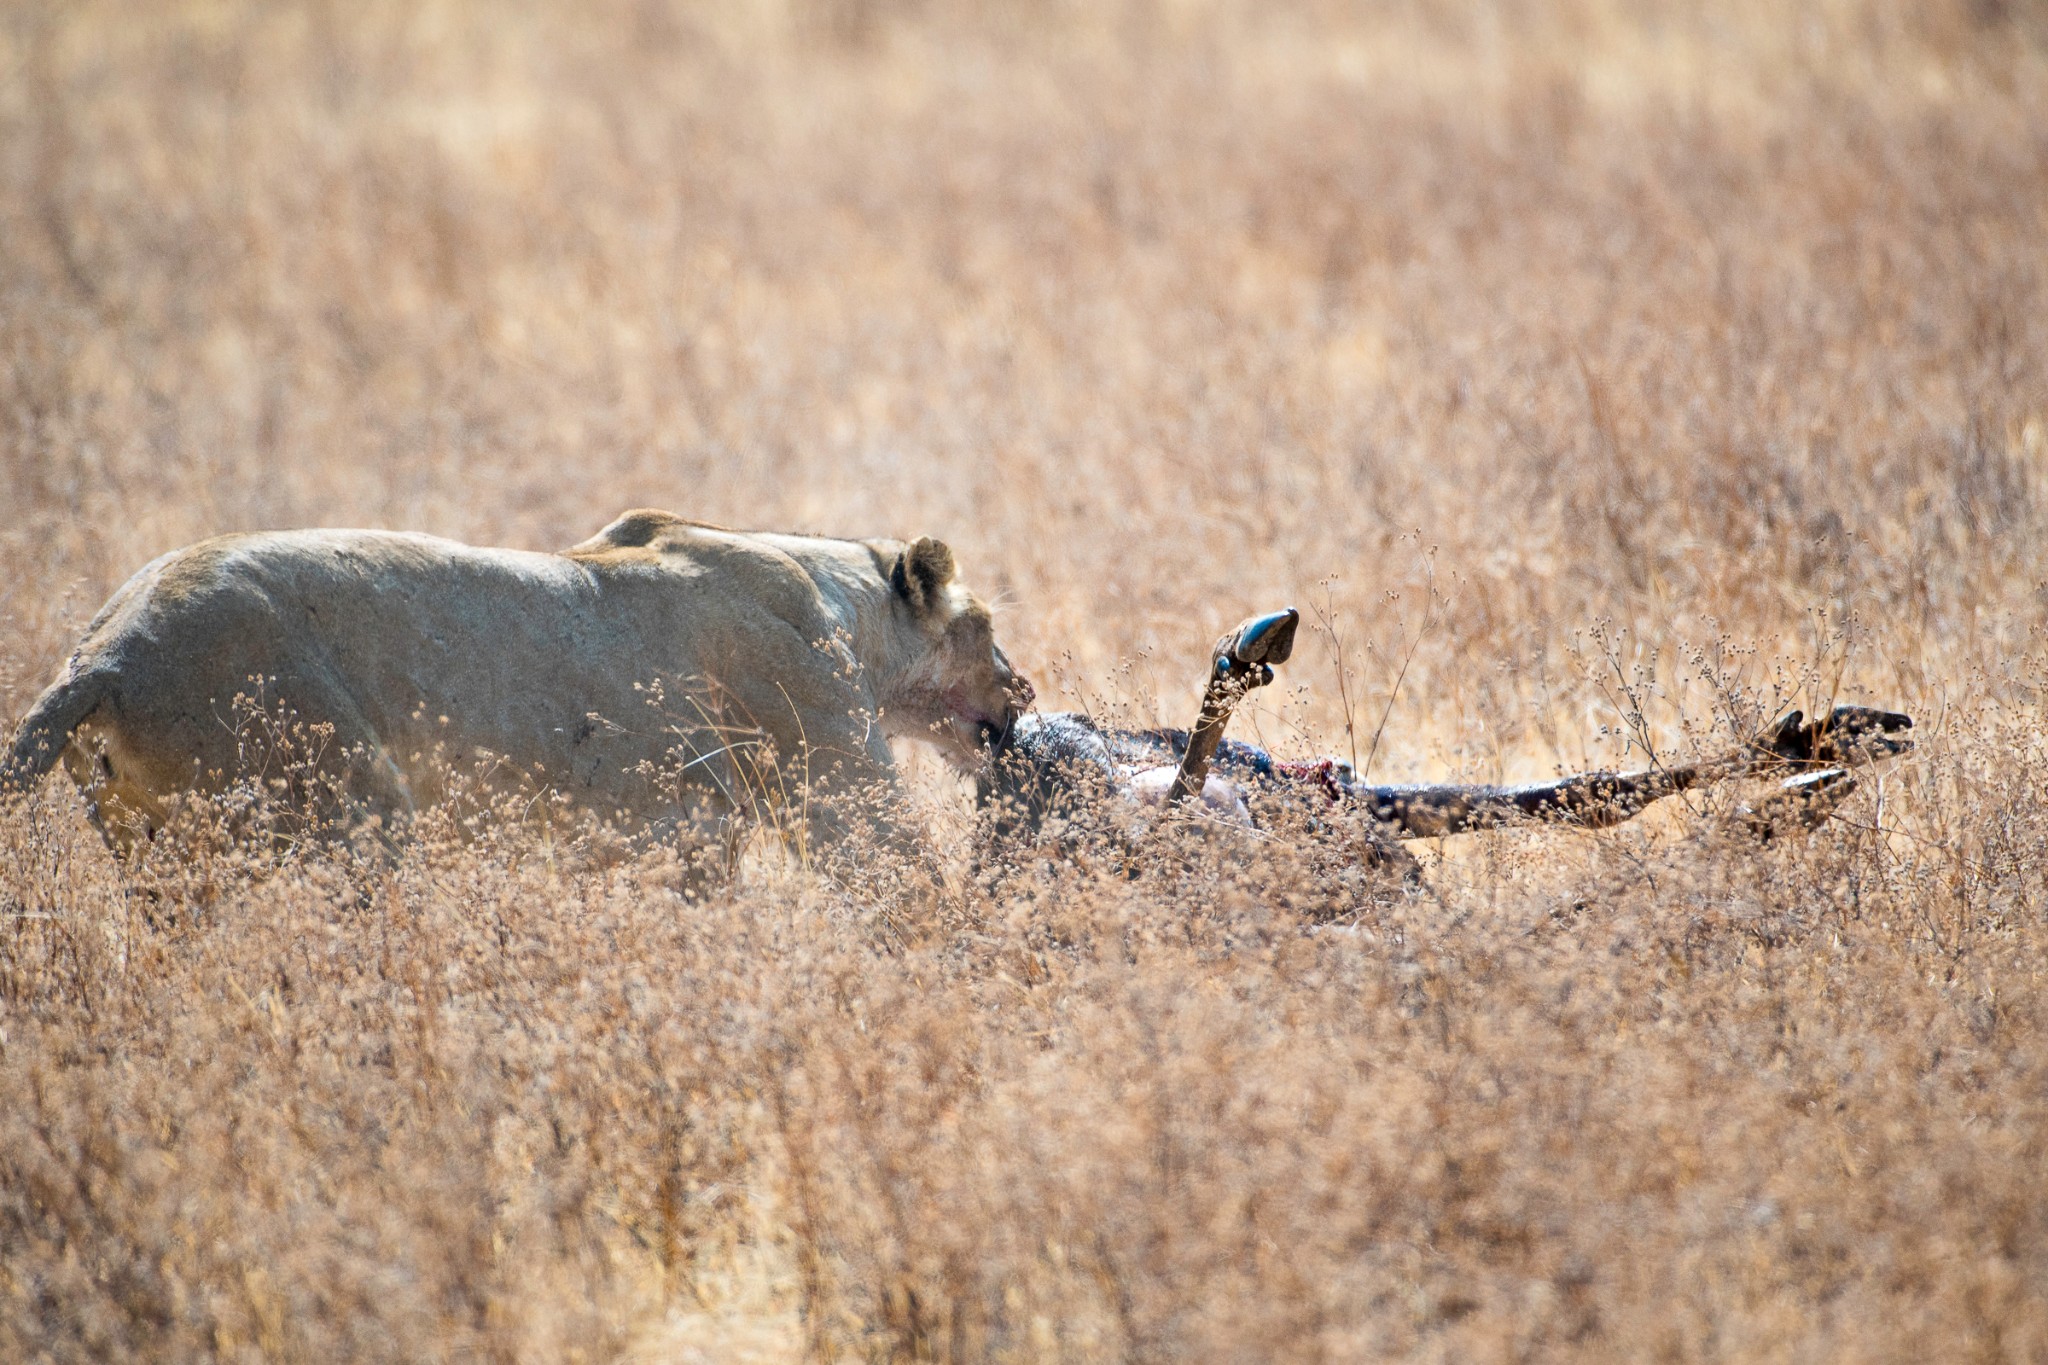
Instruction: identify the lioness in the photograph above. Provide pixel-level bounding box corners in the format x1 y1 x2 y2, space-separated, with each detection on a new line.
4 509 1030 857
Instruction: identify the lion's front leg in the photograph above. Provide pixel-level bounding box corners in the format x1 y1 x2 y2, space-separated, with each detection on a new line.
738 696 936 883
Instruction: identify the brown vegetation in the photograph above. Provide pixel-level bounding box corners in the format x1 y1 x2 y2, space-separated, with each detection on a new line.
3 1 2046 1359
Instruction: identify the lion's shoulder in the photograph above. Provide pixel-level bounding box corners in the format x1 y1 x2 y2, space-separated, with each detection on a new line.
560 510 862 636
564 508 743 560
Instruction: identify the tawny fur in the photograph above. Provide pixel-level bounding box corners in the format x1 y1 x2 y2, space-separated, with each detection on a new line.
4 509 1027 854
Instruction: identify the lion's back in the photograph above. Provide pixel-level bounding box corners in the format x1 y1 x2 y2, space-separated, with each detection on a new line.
63 518 875 828
71 530 612 800
80 529 593 699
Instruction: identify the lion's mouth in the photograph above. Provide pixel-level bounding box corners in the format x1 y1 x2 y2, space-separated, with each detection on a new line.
976 715 1019 756
944 678 1034 756
945 709 1009 749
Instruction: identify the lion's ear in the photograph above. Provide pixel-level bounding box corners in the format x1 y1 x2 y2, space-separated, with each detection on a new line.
891 536 957 614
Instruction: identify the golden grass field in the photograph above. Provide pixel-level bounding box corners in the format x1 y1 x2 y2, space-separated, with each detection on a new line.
3 0 2047 1358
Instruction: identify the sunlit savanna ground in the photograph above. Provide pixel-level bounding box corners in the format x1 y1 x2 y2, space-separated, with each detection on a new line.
3 2 2046 1359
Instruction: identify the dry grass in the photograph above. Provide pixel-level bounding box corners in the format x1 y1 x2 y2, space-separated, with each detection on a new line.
4 0 2048 1359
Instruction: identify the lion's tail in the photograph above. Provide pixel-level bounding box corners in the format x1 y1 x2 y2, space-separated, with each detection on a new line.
3 667 110 794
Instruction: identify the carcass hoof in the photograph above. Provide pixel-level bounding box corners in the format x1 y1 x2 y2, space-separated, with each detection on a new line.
1754 706 1913 768
1734 767 1856 842
1213 607 1299 687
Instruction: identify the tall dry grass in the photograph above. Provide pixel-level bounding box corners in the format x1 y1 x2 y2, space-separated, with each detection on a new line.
3 0 2047 1358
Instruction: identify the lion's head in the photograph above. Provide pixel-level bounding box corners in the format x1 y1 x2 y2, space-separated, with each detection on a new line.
881 536 1033 766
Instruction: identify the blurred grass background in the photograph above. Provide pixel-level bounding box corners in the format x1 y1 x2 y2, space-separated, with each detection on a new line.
3 2 2046 1360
